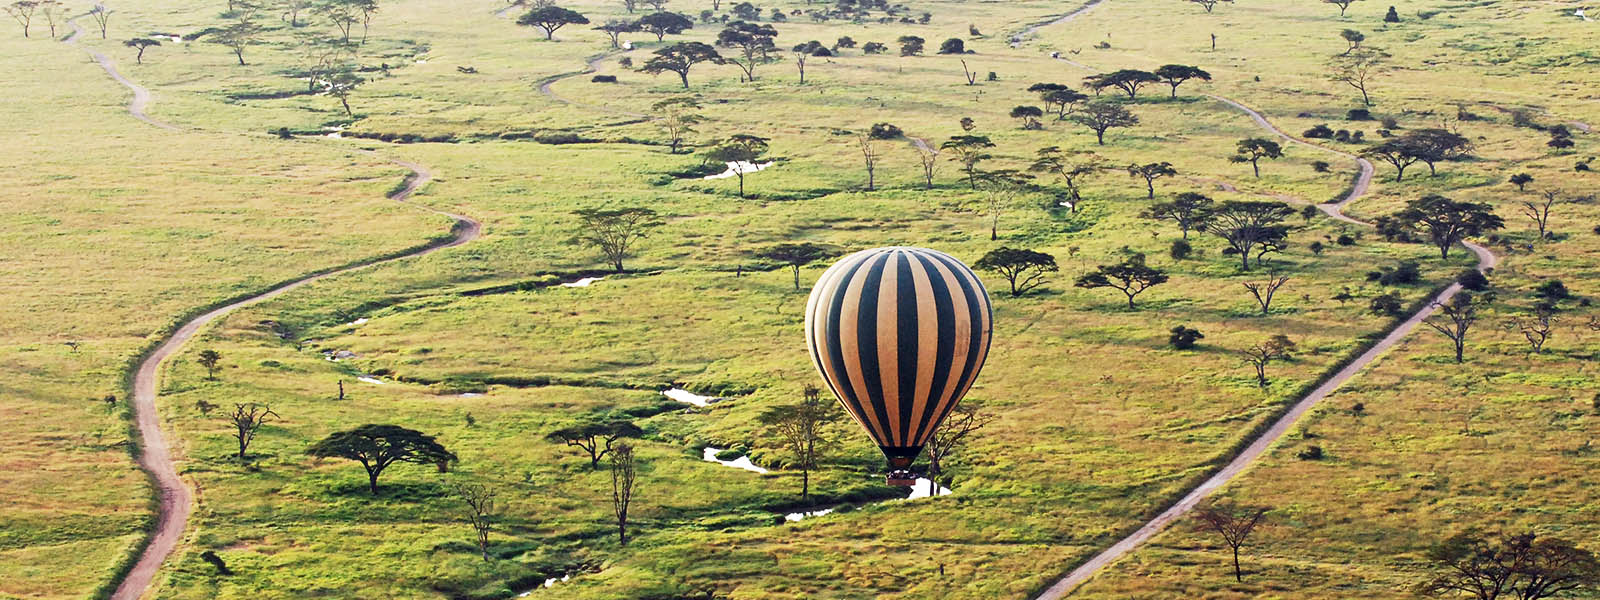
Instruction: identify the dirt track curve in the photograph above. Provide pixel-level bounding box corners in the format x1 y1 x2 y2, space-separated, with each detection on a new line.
62 15 481 600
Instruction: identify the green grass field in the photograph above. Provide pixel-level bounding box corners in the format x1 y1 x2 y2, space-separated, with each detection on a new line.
2 0 1596 598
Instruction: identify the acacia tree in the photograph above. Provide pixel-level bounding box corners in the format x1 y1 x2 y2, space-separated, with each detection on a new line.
1325 0 1364 16
640 41 723 89
1206 201 1295 269
975 247 1058 297
896 34 923 56
1521 190 1563 240
1084 69 1160 99
704 134 770 198
1242 334 1295 387
1126 162 1177 199
518 5 589 40
5 1 38 37
197 349 223 379
307 424 457 494
570 207 663 271
914 142 940 189
1030 147 1103 213
976 169 1033 240
323 67 361 115
125 38 161 63
759 385 841 501
1391 195 1505 259
211 18 263 65
1418 532 1600 600
225 403 278 460
609 443 638 545
651 97 701 153
1028 83 1088 120
1010 105 1045 130
1071 101 1139 145
1193 502 1269 582
317 0 361 42
941 135 994 189
923 401 994 495
717 21 778 81
1423 292 1487 363
1339 29 1365 55
1362 139 1424 182
1153 64 1211 98
1513 307 1556 354
34 0 56 36
792 40 829 84
450 482 497 561
1232 138 1283 178
1404 128 1474 177
1329 47 1387 106
1186 0 1234 12
1242 274 1289 316
545 419 644 469
1509 173 1534 192
756 242 835 290
855 131 879 190
88 4 110 38
1075 254 1169 309
635 11 692 41
1141 192 1214 239
594 19 635 48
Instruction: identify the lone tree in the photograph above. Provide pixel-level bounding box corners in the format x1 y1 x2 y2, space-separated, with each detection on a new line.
1521 190 1562 240
976 169 1034 240
1126 162 1177 199
1242 274 1290 316
896 34 923 56
1185 0 1234 12
211 18 263 65
1418 532 1600 600
323 68 362 116
759 385 841 501
1513 306 1556 354
1423 291 1488 363
1084 69 1160 99
1010 105 1044 129
1404 129 1474 177
570 207 663 272
1141 192 1215 239
923 400 994 496
1028 83 1088 120
1205 201 1295 270
594 20 636 48
225 403 277 460
5 1 38 37
1242 334 1295 387
975 247 1058 297
450 482 498 561
792 40 830 84
635 11 692 41
1193 501 1269 582
197 349 223 379
33 0 55 36
517 5 589 40
756 242 836 290
855 131 878 189
718 21 779 81
1076 254 1169 309
306 424 457 494
609 442 638 545
640 41 723 89
914 142 940 189
87 4 110 38
1153 64 1211 98
1030 147 1103 213
651 97 702 153
941 135 994 189
1071 101 1139 145
546 419 644 469
1328 47 1387 106
125 38 161 63
1339 29 1365 55
1391 195 1505 259
1362 139 1424 182
1232 138 1283 178
704 134 770 198
1509 173 1534 192
1325 0 1365 17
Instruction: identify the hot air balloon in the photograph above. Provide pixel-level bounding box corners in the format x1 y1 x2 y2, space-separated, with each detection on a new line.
804 247 993 486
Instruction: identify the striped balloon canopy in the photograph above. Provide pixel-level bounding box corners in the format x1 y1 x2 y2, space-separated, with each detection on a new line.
803 247 993 484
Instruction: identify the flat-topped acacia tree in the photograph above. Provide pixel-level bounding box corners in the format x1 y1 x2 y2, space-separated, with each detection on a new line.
635 11 692 41
1085 69 1160 99
1071 101 1139 145
976 247 1058 297
1391 195 1504 259
704 134 770 198
1232 138 1284 178
1076 254 1169 309
1153 64 1211 98
640 41 724 89
718 21 779 81
756 242 836 290
125 38 161 63
1205 201 1295 270
517 5 589 40
1030 146 1103 213
307 424 457 494
570 207 663 271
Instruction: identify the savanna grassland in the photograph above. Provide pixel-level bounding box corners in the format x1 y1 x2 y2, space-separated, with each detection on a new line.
1 0 1596 598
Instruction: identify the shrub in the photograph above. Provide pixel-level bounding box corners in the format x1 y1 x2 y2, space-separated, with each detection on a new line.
862 41 886 54
1169 238 1192 260
868 122 904 139
987 71 998 81
1351 402 1365 415
1169 325 1204 350
1376 260 1421 286
1334 129 1351 142
1369 293 1403 316
1457 269 1489 291
274 127 293 139
937 38 965 54
1311 160 1331 172
1336 234 1356 246
1534 280 1570 301
1380 116 1400 129
1310 241 1325 255
1352 130 1365 142
618 57 633 68
591 75 617 83
1347 108 1373 121
1296 445 1325 460
1304 124 1335 139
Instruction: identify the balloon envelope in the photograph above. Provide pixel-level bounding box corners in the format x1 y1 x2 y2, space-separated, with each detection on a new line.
804 247 993 472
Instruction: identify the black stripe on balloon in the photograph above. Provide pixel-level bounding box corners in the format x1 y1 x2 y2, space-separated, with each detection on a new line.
926 250 987 438
894 252 919 448
822 254 876 438
854 252 896 448
907 251 957 445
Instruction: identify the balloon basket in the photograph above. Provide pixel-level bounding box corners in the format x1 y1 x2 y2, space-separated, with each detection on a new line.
886 470 917 487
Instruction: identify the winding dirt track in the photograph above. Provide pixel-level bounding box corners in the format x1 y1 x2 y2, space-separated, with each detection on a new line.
534 51 648 118
61 16 481 600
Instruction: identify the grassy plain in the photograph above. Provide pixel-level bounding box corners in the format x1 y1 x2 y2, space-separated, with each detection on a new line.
1 0 1595 598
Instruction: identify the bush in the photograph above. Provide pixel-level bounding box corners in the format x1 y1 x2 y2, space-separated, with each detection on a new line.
1534 280 1570 301
1369 293 1403 316
1375 260 1421 286
938 38 965 54
1169 238 1192 260
274 127 293 139
1310 241 1325 255
1336 234 1356 246
1351 402 1365 415
1380 117 1400 129
618 57 632 68
1334 129 1351 142
1296 445 1325 460
868 122 904 139
1304 124 1335 139
1311 160 1331 173
1169 325 1204 350
1347 108 1373 121
1457 269 1490 291
591 75 617 83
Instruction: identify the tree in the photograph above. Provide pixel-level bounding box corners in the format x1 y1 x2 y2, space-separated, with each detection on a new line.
1404 128 1474 176
835 35 855 49
125 38 161 63
197 349 223 379
88 4 110 38
609 442 638 545
594 19 636 48
1422 291 1487 363
306 424 457 494
914 141 940 190
1513 306 1556 354
1509 173 1534 192
640 41 723 89
450 482 497 561
1185 0 1234 12
1242 274 1289 315
923 401 994 495
718 21 778 81
518 5 589 40
546 419 644 469
1170 325 1205 349
211 18 263 65
351 0 378 43
570 207 663 271
976 169 1033 240
1030 147 1102 213
855 132 879 190
704 134 770 198
1522 190 1560 239
1141 192 1214 239
941 135 994 189
1009 105 1044 130
1193 502 1269 582
975 247 1058 297
620 0 637 12
896 34 923 56
33 0 55 36
1153 64 1210 98
1362 139 1424 182
1325 0 1364 16
1329 47 1387 106
1384 5 1400 22
5 1 37 37
759 385 841 501
792 40 829 84
1242 335 1295 387
1392 195 1505 259
316 0 361 42
861 41 886 54
756 242 835 290
1071 101 1139 145
1205 201 1294 270
1418 532 1600 600
225 403 278 460
323 67 361 116
1337 29 1366 55
1126 161 1177 199
1028 83 1088 120
1075 255 1169 309
642 0 668 11
1084 69 1160 99
651 97 701 153
636 11 692 41
1232 138 1283 178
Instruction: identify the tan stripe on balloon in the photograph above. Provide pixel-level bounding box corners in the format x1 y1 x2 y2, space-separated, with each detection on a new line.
810 251 877 434
906 251 940 445
936 255 992 438
914 254 972 447
876 252 902 446
837 254 889 444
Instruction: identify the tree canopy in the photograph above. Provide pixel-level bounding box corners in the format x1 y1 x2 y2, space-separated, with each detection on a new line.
1153 64 1211 98
640 41 724 89
306 424 457 494
1075 255 1169 309
517 5 590 40
635 11 693 41
1391 195 1505 259
975 247 1058 297
1084 69 1160 99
